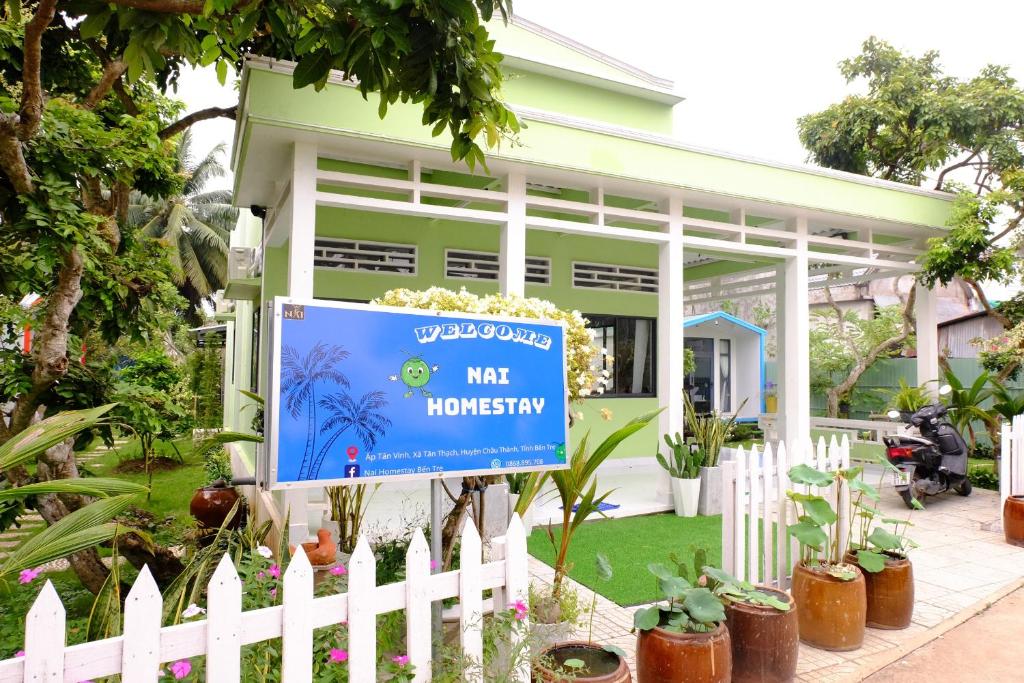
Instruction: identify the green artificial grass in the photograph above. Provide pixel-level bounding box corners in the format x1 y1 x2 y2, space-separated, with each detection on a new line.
527 513 722 607
86 436 205 546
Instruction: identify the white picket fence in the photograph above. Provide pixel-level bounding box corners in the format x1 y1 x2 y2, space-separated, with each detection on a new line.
0 516 530 683
1000 414 1024 506
721 435 851 590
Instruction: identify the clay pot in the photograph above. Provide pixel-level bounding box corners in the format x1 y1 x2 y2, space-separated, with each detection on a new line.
790 562 866 651
635 622 730 683
845 551 914 629
290 528 338 566
189 485 240 529
724 589 799 683
534 642 631 682
1004 495 1024 547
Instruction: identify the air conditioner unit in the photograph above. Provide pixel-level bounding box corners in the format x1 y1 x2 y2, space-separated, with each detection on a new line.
227 247 256 281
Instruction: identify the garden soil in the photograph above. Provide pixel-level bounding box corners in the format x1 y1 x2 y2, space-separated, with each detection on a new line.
864 586 1024 682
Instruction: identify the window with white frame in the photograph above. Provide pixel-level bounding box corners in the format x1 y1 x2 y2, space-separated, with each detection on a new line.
313 238 416 275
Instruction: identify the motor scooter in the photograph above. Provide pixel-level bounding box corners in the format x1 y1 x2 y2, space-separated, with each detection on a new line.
882 384 971 509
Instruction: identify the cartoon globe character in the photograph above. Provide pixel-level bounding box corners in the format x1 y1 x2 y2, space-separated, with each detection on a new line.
389 356 439 398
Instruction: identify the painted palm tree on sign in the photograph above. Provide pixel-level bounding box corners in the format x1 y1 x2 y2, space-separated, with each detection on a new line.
281 343 351 480
129 130 237 322
310 391 391 480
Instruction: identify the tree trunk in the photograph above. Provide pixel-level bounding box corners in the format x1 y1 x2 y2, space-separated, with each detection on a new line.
119 532 185 589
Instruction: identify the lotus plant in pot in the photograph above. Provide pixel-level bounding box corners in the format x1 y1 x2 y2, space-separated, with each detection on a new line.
657 432 702 518
633 557 731 683
844 459 920 630
536 553 631 682
786 464 866 651
684 395 747 516
534 409 662 646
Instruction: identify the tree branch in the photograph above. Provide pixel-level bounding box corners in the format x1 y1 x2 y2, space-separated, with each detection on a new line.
18 0 59 141
824 286 863 362
934 150 979 190
84 59 129 110
964 277 1011 328
0 118 35 193
106 0 206 12
158 105 238 139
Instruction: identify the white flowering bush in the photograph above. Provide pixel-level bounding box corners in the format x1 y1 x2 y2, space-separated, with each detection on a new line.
373 287 606 403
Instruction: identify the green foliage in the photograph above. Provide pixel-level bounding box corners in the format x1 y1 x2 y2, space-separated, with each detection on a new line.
798 37 1024 303
989 378 1024 422
121 348 182 393
540 409 662 599
702 566 791 611
848 455 918 573
942 368 995 447
968 466 999 491
633 558 725 634
656 432 702 479
187 343 225 429
977 324 1024 382
785 464 864 577
683 394 745 467
0 404 115 470
995 293 1024 327
202 448 233 486
879 378 931 413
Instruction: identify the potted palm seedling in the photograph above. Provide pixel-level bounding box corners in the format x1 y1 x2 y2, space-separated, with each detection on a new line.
657 432 703 517
685 395 747 516
786 464 866 651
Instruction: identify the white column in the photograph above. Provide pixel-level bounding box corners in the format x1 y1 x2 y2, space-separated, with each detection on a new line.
915 279 940 397
500 172 527 296
778 218 811 449
282 141 317 543
657 197 685 503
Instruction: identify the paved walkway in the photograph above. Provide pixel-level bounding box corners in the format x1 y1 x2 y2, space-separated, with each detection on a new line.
528 484 1024 682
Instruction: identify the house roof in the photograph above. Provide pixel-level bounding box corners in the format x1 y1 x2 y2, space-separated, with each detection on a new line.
937 310 993 328
683 311 766 336
489 15 684 104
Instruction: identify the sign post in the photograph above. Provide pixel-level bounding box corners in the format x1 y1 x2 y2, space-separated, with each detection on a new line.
264 297 571 489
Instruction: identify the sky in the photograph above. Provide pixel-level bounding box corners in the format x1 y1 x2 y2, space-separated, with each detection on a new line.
179 0 1024 295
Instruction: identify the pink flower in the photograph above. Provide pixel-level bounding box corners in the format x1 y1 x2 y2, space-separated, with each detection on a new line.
15 651 24 658
329 565 347 576
170 660 191 679
269 588 277 598
19 568 41 584
511 600 528 621
328 648 348 663
430 560 439 571
392 654 410 666
257 571 265 580
268 564 281 579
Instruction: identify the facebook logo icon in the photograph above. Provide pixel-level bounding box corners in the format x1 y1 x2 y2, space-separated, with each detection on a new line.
345 464 361 479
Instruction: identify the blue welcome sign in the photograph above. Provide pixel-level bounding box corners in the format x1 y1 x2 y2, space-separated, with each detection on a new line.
265 298 570 488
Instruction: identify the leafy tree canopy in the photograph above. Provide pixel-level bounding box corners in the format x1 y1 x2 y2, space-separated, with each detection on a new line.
799 38 1024 321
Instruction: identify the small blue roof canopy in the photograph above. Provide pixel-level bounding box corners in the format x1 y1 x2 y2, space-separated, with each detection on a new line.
683 312 766 420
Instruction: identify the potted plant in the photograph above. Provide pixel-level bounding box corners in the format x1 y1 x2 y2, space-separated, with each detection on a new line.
535 553 631 682
189 447 241 529
879 378 930 422
702 565 797 683
657 432 702 517
685 395 746 516
1005 495 1024 546
531 409 660 647
764 382 778 414
845 460 919 629
786 464 866 651
633 557 731 683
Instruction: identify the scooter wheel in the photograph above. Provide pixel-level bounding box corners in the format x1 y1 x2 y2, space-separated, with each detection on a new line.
955 479 972 497
898 487 920 509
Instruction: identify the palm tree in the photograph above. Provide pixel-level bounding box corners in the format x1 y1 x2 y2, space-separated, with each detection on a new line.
309 391 391 480
129 130 238 322
281 343 351 480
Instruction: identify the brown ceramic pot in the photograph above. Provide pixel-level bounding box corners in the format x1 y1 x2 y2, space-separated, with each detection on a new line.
635 622 730 683
790 562 866 651
533 642 631 683
189 485 241 529
1004 495 1024 547
845 551 914 629
724 589 798 683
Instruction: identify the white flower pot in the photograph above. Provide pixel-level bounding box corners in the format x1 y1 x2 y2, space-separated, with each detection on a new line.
671 477 701 518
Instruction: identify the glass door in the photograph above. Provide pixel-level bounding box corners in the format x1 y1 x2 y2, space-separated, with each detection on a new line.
684 337 714 414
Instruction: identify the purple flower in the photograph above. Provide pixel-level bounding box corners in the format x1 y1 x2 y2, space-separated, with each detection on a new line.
511 600 528 621
329 565 347 576
257 571 265 580
328 648 348 663
392 654 410 666
19 568 41 584
170 660 191 679
269 587 277 599
268 564 281 579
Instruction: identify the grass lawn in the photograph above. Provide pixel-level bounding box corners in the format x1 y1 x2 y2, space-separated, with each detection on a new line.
86 436 205 546
527 513 722 606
